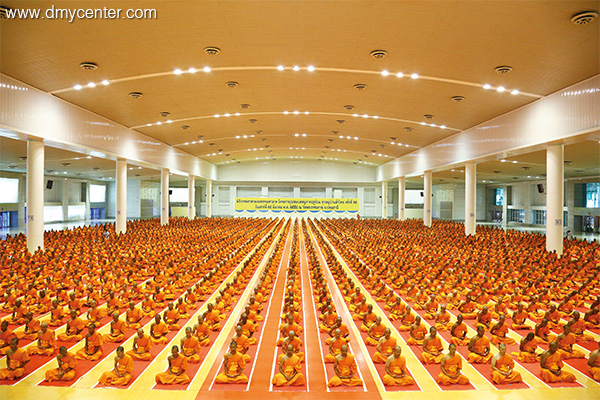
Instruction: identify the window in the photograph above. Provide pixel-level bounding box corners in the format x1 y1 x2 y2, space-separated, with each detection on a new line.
509 209 524 223
531 210 546 225
495 188 504 206
0 177 19 203
90 184 106 202
586 183 600 208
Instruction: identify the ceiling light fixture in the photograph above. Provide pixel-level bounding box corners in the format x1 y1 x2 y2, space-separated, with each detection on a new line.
396 72 404 78
174 69 183 75
381 70 389 76
74 84 83 90
188 68 196 73
410 73 419 79
483 84 492 89
497 86 506 92
277 65 285 71
203 66 211 72
101 80 110 86
87 82 96 88
511 89 519 95
307 65 315 71
292 66 300 71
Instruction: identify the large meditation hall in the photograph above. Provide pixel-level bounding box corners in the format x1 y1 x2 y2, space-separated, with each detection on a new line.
0 2 599 400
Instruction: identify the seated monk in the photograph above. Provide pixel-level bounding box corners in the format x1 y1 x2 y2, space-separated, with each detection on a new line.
104 312 127 343
204 303 222 331
49 300 66 327
164 302 181 331
491 296 509 320
387 298 406 321
99 346 134 386
184 288 198 309
372 328 396 363
468 326 492 364
181 327 201 363
423 295 439 319
328 345 363 387
540 341 576 383
68 292 83 315
127 328 153 361
588 341 600 381
319 305 338 333
352 299 368 321
15 312 41 341
75 323 103 361
514 332 540 363
45 346 76 382
438 343 470 385
446 290 462 310
527 296 544 320
406 316 428 346
280 330 304 362
535 319 557 344
325 328 349 363
31 289 52 314
86 301 104 324
458 295 478 319
420 326 444 364
326 317 350 340
544 305 562 329
57 310 86 342
567 311 594 343
0 321 17 356
584 308 599 329
556 325 585 359
27 322 56 356
511 304 530 330
126 301 144 330
476 306 492 330
176 298 191 319
277 314 301 346
1 288 16 311
0 338 30 380
9 299 29 325
150 314 169 345
155 345 191 385
240 314 258 345
272 344 306 386
490 315 516 346
365 316 386 346
141 293 156 318
382 346 415 386
153 287 166 309
491 343 522 384
193 313 211 347
396 305 416 331
215 341 249 384
413 289 429 310
232 326 252 363
434 305 451 331
348 287 365 312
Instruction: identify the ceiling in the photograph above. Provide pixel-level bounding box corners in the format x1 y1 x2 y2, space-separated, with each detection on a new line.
0 0 599 183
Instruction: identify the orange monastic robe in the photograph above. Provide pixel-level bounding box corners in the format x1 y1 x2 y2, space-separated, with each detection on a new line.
272 354 305 386
104 320 127 343
99 354 134 386
127 335 153 361
468 336 492 363
75 332 103 360
155 354 191 385
28 329 56 356
438 355 470 385
182 336 201 363
382 355 415 386
372 337 397 363
0 348 30 380
515 337 540 363
151 322 170 345
57 317 86 342
491 354 522 384
215 353 249 384
327 354 363 387
540 352 576 383
45 352 77 382
16 318 41 340
420 337 444 364
491 324 516 345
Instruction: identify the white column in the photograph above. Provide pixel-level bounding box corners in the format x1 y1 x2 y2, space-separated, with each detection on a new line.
398 176 405 220
188 174 195 220
465 163 476 236
116 159 127 234
84 182 91 222
62 180 69 222
161 169 169 225
546 145 564 256
26 140 44 253
381 181 388 219
206 180 213 218
424 171 432 227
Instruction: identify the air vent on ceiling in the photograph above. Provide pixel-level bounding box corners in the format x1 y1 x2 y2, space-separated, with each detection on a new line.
19 156 27 161
240 104 250 109
80 62 98 71
451 96 465 102
181 125 190 130
344 105 355 110
331 131 339 135
370 50 388 59
564 160 573 165
424 114 434 119
493 171 501 174
8 165 17 169
404 127 413 132
353 84 367 91
204 46 221 56
197 135 204 139
159 112 170 117
128 92 143 99
328 139 334 142
225 81 239 88
248 119 257 124
522 166 531 170
61 163 71 167
494 66 513 74
208 143 215 146
571 11 599 25
336 120 345 124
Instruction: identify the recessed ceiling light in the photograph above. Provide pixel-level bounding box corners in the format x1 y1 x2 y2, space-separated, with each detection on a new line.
74 84 83 90
293 111 299 115
362 114 369 118
277 65 285 71
86 156 92 159
512 160 518 164
146 123 152 126
156 121 162 125
440 125 446 129
307 65 315 72
174 69 183 75
294 133 299 137
87 82 96 88
396 72 404 78
410 73 419 79
420 122 426 125
292 66 300 71
302 133 307 137
304 111 309 115
203 66 211 73
497 86 506 92
381 70 389 76
224 113 230 117
101 80 110 86
511 89 519 95
214 114 220 118
483 84 492 89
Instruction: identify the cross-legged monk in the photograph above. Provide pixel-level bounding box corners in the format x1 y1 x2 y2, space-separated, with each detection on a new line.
49 300 66 327
420 326 444 364
99 346 134 386
150 314 169 345
458 295 477 319
327 316 350 341
181 327 201 363
193 313 211 347
86 301 104 323
396 305 415 331
535 319 557 344
75 323 103 360
0 338 30 380
319 305 338 333
280 330 304 362
438 343 470 385
272 344 306 386
328 345 363 387
365 316 386 346
468 326 492 364
585 308 599 329
515 332 540 363
215 341 249 384
0 321 17 355
406 315 428 346
325 329 349 363
568 311 594 343
27 322 56 356
57 310 85 342
588 341 600 381
511 304 530 330
155 345 191 385
15 312 41 340
126 301 144 330
45 346 76 382
382 346 415 386
372 328 396 363
434 305 451 331
204 303 222 331
104 312 127 343
490 315 516 346
450 314 469 346
491 343 522 384
360 304 377 332
540 341 576 383
556 325 585 359
476 306 492 330
127 328 153 361
232 325 252 363
164 302 180 331
141 293 156 318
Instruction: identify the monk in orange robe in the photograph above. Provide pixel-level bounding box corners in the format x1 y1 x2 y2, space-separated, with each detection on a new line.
141 293 156 318
0 321 17 355
181 327 201 363
280 330 304 362
490 315 516 346
535 319 557 344
0 338 30 380
99 346 134 386
387 298 406 321
155 345 191 385
382 346 415 386
150 314 169 345
514 332 540 363
319 305 338 333
325 329 349 363
372 328 396 363
184 288 198 309
458 295 477 319
438 343 470 385
491 344 522 384
57 310 86 342
556 325 585 359
434 305 451 331
511 304 530 330
193 313 211 347
215 341 249 384
420 327 444 364
360 304 377 332
396 306 415 331
365 316 386 346
28 322 56 356
126 301 144 330
585 308 599 329
45 346 76 382
86 301 104 324
232 326 252 363
328 345 363 387
104 312 127 343
204 303 222 331
468 326 492 364
177 298 191 319
127 328 153 361
449 314 469 346
540 341 576 383
49 300 66 327
75 323 103 360
406 316 428 346
476 306 492 330
567 311 594 343
272 344 306 386
164 302 181 331
588 341 600 381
